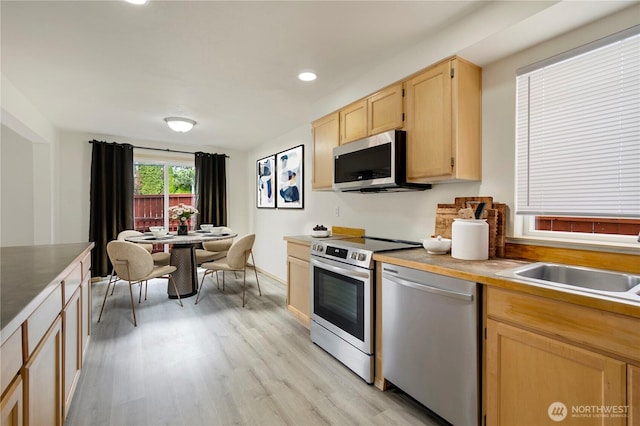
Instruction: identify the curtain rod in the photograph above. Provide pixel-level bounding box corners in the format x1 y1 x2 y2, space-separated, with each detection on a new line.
89 140 229 158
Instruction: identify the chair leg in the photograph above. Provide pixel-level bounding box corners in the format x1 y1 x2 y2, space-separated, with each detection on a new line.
250 250 261 296
216 271 221 291
169 275 183 307
128 280 138 327
242 266 247 307
110 273 118 296
145 280 149 301
98 272 117 323
195 271 208 304
138 281 143 303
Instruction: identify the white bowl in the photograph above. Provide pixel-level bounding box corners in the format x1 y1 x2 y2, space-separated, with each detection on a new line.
422 236 451 254
152 229 168 238
209 226 224 235
311 230 330 238
200 224 214 231
149 226 164 232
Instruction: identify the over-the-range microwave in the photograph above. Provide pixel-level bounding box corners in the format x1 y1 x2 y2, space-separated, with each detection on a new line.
332 130 431 192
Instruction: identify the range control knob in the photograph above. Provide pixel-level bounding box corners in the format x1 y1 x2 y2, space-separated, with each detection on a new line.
358 253 367 261
317 245 324 252
350 252 358 259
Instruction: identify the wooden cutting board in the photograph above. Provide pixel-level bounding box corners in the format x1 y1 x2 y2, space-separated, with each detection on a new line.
434 198 507 258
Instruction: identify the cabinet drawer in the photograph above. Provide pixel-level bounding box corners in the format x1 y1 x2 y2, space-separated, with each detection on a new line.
26 286 62 357
486 287 640 362
0 328 22 394
287 242 310 262
63 263 82 306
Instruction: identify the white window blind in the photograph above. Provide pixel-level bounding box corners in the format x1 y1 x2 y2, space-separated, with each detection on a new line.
516 25 640 218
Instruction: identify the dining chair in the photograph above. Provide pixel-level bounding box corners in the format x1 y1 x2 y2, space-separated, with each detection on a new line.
194 237 234 265
99 240 183 326
196 233 261 307
117 230 171 266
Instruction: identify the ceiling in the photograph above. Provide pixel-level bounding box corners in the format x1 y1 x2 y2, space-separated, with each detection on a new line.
1 1 637 151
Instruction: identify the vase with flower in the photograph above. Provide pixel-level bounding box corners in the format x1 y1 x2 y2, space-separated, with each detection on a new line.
168 203 199 235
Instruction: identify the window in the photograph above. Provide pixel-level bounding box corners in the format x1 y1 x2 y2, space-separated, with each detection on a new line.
515 25 640 244
133 153 195 233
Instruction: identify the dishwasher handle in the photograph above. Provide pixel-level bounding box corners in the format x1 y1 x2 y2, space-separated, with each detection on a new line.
382 272 474 301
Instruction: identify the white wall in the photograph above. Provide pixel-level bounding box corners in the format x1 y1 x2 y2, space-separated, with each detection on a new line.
249 4 640 282
1 125 34 246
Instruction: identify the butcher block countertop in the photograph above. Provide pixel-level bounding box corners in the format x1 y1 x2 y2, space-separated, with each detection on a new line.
373 248 640 319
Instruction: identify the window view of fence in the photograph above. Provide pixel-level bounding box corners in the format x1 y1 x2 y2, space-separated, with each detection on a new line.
134 194 195 232
133 163 195 232
535 217 640 236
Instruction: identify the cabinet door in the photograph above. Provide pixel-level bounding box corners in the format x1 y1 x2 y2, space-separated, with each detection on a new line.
0 376 23 426
286 256 310 328
24 316 63 426
312 112 339 190
404 60 452 181
340 99 367 144
63 288 81 418
630 365 640 426
368 83 403 135
486 319 626 426
80 277 91 361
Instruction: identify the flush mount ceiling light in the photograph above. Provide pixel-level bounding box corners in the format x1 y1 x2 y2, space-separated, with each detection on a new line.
164 117 196 133
298 72 317 82
125 0 148 4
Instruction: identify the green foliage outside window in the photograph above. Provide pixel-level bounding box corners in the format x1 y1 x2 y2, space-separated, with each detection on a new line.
134 164 194 195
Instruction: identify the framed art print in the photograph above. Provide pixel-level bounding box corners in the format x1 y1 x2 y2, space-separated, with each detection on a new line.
257 154 276 208
276 145 304 209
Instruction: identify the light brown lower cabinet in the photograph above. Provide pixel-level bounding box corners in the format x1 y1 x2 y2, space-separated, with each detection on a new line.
0 376 23 426
80 276 91 362
485 287 638 426
63 288 82 417
286 241 311 328
24 316 63 426
629 365 640 426
486 319 626 426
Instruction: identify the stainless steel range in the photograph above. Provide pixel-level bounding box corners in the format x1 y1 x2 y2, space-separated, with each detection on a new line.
309 236 421 383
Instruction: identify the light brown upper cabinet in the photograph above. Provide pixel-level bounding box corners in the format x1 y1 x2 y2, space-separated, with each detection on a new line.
340 83 404 144
368 83 404 136
404 57 481 183
339 99 367 144
311 112 339 190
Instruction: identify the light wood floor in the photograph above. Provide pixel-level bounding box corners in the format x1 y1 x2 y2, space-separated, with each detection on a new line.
65 269 447 426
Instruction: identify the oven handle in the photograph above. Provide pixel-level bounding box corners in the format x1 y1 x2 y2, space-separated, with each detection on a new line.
310 257 370 280
382 273 474 301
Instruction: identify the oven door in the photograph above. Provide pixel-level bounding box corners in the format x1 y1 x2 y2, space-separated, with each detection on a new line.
310 255 373 354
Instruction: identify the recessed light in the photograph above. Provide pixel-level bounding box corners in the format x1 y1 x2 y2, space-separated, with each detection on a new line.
125 0 148 5
298 72 317 82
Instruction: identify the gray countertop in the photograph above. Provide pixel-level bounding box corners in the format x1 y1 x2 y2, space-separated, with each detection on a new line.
1 242 93 342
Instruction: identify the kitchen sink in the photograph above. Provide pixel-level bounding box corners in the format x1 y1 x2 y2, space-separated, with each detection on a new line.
497 262 640 301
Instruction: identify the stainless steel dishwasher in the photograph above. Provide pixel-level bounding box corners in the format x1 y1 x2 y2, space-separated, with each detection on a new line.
382 263 479 426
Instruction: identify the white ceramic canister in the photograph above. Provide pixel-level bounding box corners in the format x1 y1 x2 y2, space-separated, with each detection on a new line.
451 218 489 260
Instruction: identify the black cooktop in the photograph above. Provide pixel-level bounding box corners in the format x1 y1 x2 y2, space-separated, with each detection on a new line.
324 236 421 254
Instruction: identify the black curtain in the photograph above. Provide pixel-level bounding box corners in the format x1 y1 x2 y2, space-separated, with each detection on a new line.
89 140 134 278
195 152 227 227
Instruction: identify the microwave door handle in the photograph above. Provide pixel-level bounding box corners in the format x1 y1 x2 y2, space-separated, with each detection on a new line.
312 259 370 280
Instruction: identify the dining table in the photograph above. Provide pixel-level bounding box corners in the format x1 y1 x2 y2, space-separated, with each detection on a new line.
124 231 237 298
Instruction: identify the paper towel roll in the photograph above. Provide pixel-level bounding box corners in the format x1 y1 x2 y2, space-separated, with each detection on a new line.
451 219 489 260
